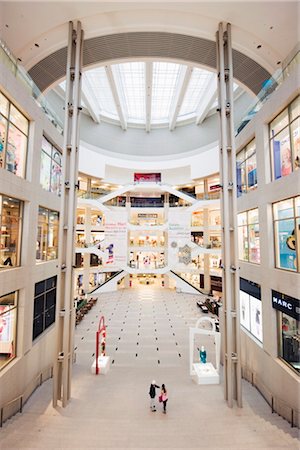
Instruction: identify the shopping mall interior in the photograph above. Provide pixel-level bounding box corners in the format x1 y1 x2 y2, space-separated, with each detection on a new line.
0 2 299 448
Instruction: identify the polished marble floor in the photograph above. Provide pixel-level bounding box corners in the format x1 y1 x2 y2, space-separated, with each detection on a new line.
0 284 299 449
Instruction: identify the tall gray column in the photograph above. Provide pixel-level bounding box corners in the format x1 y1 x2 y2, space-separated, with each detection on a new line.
216 22 242 408
53 21 83 407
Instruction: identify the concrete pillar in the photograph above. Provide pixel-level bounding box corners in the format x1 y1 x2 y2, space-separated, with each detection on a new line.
216 22 242 408
53 21 83 408
203 208 211 293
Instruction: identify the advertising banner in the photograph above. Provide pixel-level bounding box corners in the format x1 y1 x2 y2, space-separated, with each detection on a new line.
168 210 191 269
104 211 127 269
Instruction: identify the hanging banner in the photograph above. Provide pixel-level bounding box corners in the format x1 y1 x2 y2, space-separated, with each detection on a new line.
168 210 191 268
104 211 127 269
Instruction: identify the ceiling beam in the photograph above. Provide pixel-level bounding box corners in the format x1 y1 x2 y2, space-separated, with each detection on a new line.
145 62 153 133
105 65 127 131
80 73 102 124
195 74 217 125
169 66 193 131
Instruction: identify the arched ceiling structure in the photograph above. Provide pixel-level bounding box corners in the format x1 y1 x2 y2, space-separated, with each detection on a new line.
28 31 271 95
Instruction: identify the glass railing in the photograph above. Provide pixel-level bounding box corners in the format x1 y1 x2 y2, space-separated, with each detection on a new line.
236 50 299 135
77 191 103 200
0 39 64 134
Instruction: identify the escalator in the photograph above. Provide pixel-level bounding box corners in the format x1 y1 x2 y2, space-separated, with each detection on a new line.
169 270 204 295
89 270 125 294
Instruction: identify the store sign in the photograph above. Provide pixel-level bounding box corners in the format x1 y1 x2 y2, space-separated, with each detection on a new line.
272 290 300 320
209 184 221 191
134 173 161 183
137 213 158 218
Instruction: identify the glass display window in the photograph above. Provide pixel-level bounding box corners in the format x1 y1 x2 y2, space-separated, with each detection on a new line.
273 196 299 272
270 95 300 180
238 209 260 263
36 207 59 261
207 175 221 199
9 104 28 135
209 209 221 226
0 291 17 370
192 211 203 227
236 139 257 196
40 136 62 196
0 92 9 117
0 91 28 178
239 278 262 343
0 195 23 270
33 277 57 340
279 312 300 374
6 123 27 177
0 114 8 169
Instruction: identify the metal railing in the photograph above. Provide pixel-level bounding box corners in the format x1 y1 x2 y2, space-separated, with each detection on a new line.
241 365 300 428
0 365 53 427
0 39 63 134
235 50 299 136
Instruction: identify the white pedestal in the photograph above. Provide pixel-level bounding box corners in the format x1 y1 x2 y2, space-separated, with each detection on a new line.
91 356 110 375
192 362 220 385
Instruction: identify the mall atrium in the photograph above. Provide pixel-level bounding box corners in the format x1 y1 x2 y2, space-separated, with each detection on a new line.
0 2 299 448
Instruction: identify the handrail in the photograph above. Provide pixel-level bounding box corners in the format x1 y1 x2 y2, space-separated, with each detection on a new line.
88 270 124 293
235 50 299 136
241 364 299 428
0 364 53 427
0 39 64 134
169 270 204 294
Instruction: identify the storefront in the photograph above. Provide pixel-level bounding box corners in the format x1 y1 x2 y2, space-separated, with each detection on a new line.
239 278 262 343
272 290 300 374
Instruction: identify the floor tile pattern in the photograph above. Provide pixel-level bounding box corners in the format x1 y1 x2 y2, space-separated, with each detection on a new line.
0 285 298 449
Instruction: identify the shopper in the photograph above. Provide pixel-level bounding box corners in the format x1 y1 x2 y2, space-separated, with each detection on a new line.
149 380 160 412
160 383 168 414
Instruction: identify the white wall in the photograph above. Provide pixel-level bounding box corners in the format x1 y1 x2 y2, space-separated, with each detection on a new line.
0 61 63 407
235 65 300 420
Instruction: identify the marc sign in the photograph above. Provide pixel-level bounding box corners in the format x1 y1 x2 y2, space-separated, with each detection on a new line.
272 290 300 320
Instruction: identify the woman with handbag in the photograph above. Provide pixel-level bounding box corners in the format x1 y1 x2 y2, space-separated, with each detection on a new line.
160 384 168 414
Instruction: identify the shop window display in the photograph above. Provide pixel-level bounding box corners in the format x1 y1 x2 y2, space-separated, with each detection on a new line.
273 196 299 272
279 313 300 374
0 91 28 178
238 209 260 264
40 136 62 196
0 195 23 270
0 291 17 370
236 139 257 196
33 277 56 340
36 207 59 261
270 95 300 180
239 278 262 343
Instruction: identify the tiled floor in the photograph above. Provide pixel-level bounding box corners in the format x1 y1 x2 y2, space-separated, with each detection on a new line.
0 285 299 449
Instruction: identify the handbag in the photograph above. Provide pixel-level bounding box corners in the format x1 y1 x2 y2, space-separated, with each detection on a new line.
158 395 163 403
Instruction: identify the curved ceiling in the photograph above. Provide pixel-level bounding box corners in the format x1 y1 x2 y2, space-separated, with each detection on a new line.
29 31 271 95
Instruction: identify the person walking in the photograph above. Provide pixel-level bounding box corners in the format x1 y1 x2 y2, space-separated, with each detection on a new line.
160 383 168 414
149 380 160 412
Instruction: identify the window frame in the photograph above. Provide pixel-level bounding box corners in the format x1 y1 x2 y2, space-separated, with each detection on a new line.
269 95 300 180
33 277 57 341
273 196 299 272
0 91 29 178
238 208 260 264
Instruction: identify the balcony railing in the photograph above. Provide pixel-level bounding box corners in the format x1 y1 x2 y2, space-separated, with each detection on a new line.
0 39 63 134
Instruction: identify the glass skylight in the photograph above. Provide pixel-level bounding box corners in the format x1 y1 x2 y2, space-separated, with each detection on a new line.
152 62 182 122
179 70 216 119
112 62 145 123
83 68 118 119
56 61 243 130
